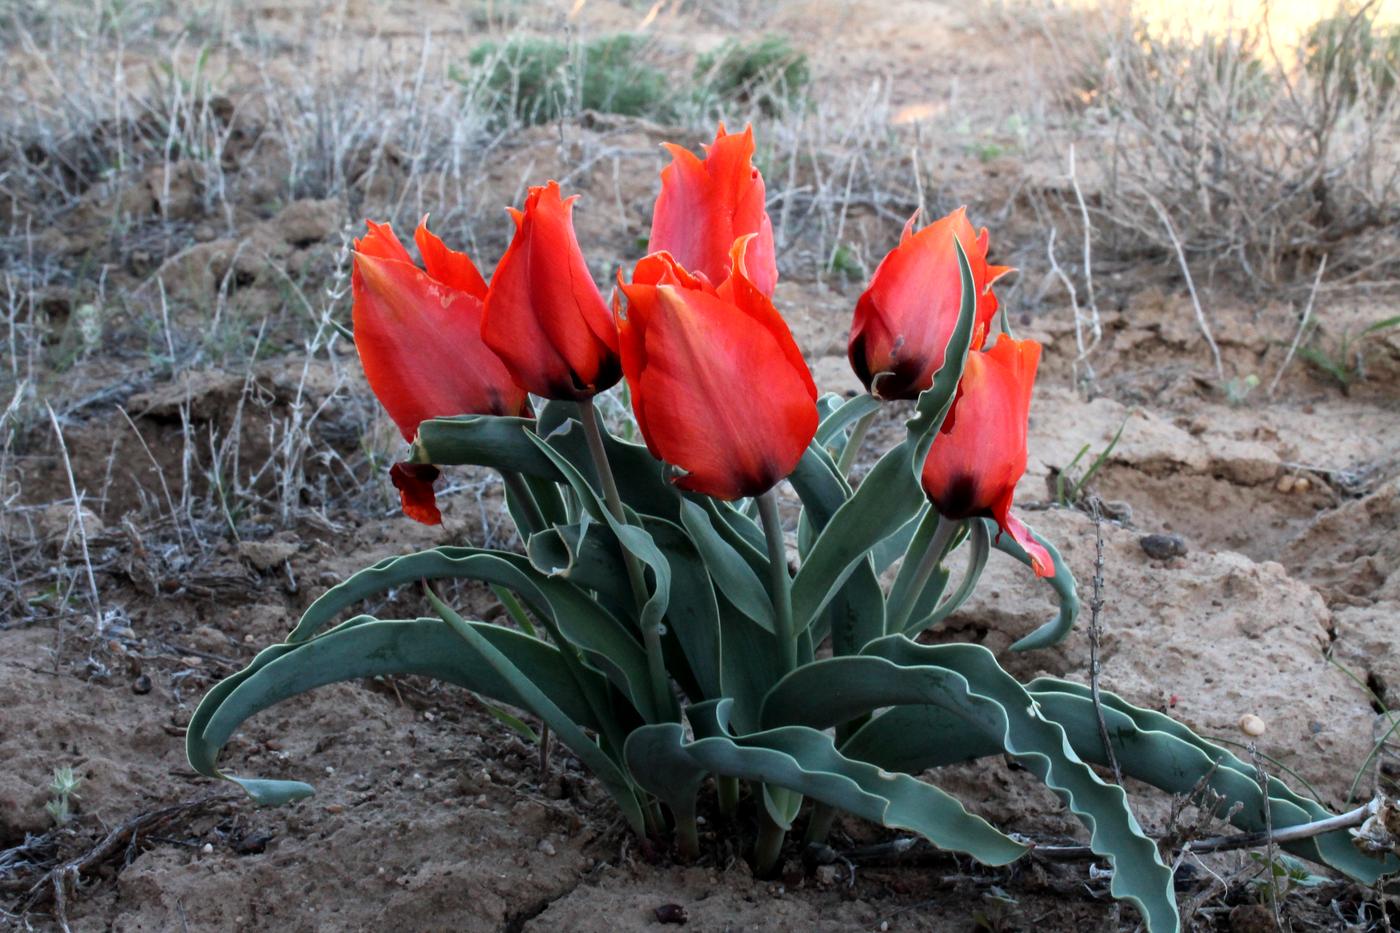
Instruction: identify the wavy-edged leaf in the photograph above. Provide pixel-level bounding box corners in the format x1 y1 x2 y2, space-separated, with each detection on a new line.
979 517 1079 651
789 242 977 632
623 699 1027 865
815 393 880 448
761 637 1178 933
1031 680 1400 883
538 401 679 521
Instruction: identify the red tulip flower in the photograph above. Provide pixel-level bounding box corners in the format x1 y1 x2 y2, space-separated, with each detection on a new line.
615 240 816 500
920 336 1052 576
482 181 620 400
848 208 1012 400
352 219 529 525
648 123 778 297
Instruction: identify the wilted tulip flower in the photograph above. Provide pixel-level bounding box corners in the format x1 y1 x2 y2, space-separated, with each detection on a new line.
648 123 778 297
920 336 1052 575
481 181 621 400
352 219 531 524
848 208 1011 400
615 240 816 500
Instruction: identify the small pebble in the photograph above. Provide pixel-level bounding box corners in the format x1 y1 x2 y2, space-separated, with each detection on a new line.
131 674 152 695
537 839 556 856
1239 714 1266 737
201 843 214 855
1276 474 1297 494
654 903 688 924
1139 533 1188 560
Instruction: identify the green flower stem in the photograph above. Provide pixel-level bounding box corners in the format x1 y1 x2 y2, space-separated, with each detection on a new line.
757 489 797 673
754 807 788 877
887 512 961 634
577 398 672 724
803 802 837 846
717 775 740 817
757 489 800 866
501 470 546 533
836 406 878 477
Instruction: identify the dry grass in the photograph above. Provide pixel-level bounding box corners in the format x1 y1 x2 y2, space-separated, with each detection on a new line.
1019 0 1400 296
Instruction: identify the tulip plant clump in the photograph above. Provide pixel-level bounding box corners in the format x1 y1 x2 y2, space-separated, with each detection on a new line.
187 126 1396 931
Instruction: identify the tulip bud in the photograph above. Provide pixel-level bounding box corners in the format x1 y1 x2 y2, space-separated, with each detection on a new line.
615 239 816 500
352 219 531 524
849 208 1011 400
482 181 621 400
920 336 1051 576
648 123 778 297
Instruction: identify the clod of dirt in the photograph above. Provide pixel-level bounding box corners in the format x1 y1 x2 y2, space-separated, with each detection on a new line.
271 198 341 248
1138 532 1187 560
237 538 300 572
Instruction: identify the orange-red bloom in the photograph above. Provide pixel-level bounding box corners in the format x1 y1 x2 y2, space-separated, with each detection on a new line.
482 181 620 400
920 336 1052 576
648 124 778 297
352 218 530 525
615 241 816 500
848 208 1012 400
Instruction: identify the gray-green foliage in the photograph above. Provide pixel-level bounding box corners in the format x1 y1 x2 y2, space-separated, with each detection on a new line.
186 246 1396 931
694 36 809 115
466 34 674 125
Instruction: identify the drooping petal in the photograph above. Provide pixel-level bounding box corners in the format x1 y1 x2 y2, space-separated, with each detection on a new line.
921 336 1041 538
390 462 442 525
848 207 1012 400
1001 511 1053 578
648 123 778 297
482 181 620 400
616 248 815 500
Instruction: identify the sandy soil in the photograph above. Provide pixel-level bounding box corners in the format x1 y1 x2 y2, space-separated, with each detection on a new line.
3 0 1399 930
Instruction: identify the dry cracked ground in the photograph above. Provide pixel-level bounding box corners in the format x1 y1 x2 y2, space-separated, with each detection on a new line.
3 0 1400 930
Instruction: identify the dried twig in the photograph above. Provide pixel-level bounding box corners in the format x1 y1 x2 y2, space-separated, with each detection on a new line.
45 404 103 648
1268 255 1328 397
23 793 239 914
1087 498 1123 786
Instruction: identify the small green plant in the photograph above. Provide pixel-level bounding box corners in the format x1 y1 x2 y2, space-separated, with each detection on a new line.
1303 5 1400 103
694 36 809 115
1296 315 1400 390
465 34 674 126
45 766 81 826
1224 373 1260 406
1056 414 1129 506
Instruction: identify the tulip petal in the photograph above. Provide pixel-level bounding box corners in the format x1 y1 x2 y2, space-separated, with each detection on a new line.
921 337 1041 543
483 182 620 399
849 208 1010 399
1001 511 1053 578
618 251 815 500
649 124 778 296
390 462 442 525
353 247 529 441
414 218 489 301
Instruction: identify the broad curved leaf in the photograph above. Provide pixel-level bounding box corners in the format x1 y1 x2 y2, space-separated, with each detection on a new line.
285 547 658 724
761 637 1179 933
623 699 1027 866
186 616 636 824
